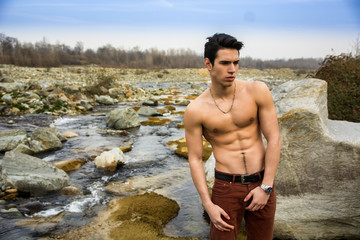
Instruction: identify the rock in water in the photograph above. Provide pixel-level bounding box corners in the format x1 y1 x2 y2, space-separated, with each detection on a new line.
137 106 161 116
106 107 140 130
29 127 65 153
1 151 70 196
54 192 197 240
0 129 27 152
94 147 126 171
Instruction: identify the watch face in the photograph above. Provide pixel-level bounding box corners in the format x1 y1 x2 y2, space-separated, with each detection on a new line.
265 187 273 194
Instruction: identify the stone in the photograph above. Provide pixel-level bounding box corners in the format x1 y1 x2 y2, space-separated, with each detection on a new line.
106 168 188 195
53 159 86 172
120 145 132 153
137 106 162 116
140 117 171 126
272 79 360 239
108 87 125 98
19 201 45 214
175 99 191 106
29 127 64 153
0 208 23 218
96 95 114 105
0 82 26 92
142 99 158 106
46 93 59 104
1 94 13 104
0 129 28 152
168 137 212 161
1 151 70 196
61 131 79 139
106 107 140 130
79 100 93 111
11 143 34 155
94 147 126 172
60 186 83 196
53 192 198 240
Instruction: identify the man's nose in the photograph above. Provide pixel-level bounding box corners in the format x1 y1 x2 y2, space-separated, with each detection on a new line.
228 63 236 72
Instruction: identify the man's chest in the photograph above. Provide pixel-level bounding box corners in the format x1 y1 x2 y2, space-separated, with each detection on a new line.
202 98 259 135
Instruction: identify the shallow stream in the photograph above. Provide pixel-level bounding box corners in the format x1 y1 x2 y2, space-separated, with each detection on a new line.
0 84 210 239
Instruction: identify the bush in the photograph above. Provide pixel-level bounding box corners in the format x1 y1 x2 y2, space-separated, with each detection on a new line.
84 68 116 95
312 54 360 122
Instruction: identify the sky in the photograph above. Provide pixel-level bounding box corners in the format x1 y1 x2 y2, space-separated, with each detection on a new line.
0 0 359 60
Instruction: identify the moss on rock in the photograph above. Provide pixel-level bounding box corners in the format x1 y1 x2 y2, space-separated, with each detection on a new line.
49 192 201 240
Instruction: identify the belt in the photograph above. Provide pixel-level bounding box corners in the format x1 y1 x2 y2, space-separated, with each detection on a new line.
215 170 264 184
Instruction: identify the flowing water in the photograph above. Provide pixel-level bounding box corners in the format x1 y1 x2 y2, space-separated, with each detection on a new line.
0 84 211 239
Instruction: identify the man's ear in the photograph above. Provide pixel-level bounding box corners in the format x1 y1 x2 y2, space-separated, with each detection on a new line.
204 58 212 71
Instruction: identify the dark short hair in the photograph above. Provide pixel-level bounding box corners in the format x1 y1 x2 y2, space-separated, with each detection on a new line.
204 33 244 65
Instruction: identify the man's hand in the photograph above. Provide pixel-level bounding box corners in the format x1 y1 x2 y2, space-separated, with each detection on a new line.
244 186 270 211
204 202 234 231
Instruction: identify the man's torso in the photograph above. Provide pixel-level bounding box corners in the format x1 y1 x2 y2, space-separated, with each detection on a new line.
197 80 265 174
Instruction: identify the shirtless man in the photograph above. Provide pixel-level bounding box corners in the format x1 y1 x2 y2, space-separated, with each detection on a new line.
184 33 281 240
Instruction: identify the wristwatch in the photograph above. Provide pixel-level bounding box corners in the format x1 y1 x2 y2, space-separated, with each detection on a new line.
260 183 273 194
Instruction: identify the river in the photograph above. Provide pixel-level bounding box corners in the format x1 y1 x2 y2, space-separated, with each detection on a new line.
0 82 210 239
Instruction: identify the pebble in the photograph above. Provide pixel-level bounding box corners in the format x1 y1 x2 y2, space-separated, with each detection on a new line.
0 208 23 218
7 120 14 124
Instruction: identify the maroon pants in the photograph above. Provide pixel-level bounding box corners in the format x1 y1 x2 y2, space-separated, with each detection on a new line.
210 172 276 240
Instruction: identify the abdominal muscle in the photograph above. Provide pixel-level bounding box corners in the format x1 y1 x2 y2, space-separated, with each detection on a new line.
206 130 266 175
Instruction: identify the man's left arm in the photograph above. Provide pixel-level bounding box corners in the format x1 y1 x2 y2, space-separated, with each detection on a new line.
245 81 281 211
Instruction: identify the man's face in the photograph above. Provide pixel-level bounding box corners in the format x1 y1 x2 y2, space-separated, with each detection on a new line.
205 48 239 87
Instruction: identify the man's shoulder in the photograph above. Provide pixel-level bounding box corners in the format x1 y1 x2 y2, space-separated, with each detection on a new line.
242 80 268 92
186 90 209 109
184 90 209 119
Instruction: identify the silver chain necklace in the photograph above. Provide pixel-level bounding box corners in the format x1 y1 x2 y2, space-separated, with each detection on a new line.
209 81 237 114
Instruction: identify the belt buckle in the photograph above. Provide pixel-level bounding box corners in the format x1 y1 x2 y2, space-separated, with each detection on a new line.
240 175 251 184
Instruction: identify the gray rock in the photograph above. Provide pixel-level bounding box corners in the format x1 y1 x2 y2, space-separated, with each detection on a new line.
1 151 70 196
12 143 34 155
0 129 27 152
96 95 114 105
1 94 13 105
17 92 41 103
106 107 140 130
0 82 26 92
175 99 191 106
137 106 161 116
108 87 125 98
19 201 44 214
0 208 23 218
46 93 59 104
270 79 360 239
80 100 93 111
29 127 64 154
142 99 158 106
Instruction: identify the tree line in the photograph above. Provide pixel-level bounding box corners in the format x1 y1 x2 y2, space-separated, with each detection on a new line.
0 33 322 69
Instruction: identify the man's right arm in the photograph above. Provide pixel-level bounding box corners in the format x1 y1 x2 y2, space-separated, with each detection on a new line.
184 103 234 232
